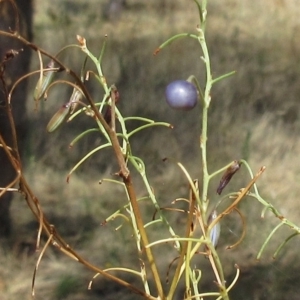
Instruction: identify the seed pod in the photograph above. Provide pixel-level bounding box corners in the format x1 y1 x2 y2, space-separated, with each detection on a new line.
34 60 56 102
208 209 221 248
46 103 72 133
69 86 84 114
217 160 241 195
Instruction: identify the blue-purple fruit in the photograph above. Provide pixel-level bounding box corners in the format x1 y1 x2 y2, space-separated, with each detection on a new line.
165 80 198 110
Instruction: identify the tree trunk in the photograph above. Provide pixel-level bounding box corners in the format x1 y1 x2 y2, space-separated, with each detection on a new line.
0 0 32 237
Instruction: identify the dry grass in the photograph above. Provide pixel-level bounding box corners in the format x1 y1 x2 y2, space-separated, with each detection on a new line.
2 0 300 298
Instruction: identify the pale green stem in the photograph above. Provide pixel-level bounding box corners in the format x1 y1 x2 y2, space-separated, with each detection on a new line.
197 24 213 213
196 3 229 298
129 156 180 251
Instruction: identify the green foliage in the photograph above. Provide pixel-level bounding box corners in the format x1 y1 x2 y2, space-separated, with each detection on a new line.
54 275 81 299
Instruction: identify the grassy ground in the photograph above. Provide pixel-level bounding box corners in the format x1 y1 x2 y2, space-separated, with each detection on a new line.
2 0 300 299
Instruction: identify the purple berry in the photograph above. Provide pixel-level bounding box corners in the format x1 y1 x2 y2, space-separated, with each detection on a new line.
165 80 198 111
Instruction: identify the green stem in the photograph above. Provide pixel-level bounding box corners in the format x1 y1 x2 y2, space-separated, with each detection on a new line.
129 156 180 250
123 175 164 298
195 3 229 298
167 184 196 299
200 104 210 211
206 241 228 299
257 222 284 260
79 38 164 296
198 30 213 212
